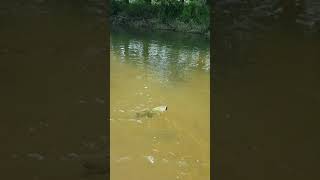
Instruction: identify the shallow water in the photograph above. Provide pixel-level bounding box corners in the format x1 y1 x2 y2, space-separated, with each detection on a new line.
110 29 210 180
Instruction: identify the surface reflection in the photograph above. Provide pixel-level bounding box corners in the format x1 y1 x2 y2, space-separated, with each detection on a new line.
111 28 210 84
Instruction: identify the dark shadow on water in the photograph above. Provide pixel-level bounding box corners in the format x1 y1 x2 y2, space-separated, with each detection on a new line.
0 1 108 179
213 6 320 179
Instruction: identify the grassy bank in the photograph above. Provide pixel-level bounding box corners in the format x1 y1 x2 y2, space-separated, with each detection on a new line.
110 0 210 36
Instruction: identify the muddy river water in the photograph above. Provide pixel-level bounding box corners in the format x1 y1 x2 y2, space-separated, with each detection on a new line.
110 29 210 180
1 1 107 179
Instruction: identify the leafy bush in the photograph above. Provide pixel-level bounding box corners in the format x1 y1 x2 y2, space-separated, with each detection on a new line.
111 0 209 31
111 0 126 16
157 1 184 22
111 0 157 18
180 2 209 25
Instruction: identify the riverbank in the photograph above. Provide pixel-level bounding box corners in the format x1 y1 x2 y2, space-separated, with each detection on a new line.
111 15 210 36
110 1 210 37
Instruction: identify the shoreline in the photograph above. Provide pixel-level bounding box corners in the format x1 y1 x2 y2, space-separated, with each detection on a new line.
110 15 210 38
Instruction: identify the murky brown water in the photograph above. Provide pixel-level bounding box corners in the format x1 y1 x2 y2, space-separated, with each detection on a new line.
0 1 107 179
110 29 210 180
213 22 320 179
3 1 320 180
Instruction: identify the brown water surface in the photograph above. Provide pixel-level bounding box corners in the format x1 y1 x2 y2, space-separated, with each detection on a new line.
0 1 107 179
110 29 210 180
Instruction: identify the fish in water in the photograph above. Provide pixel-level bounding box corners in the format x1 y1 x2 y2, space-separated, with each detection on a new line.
136 105 168 118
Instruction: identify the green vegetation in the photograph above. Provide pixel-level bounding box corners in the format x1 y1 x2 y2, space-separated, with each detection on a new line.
110 0 210 35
